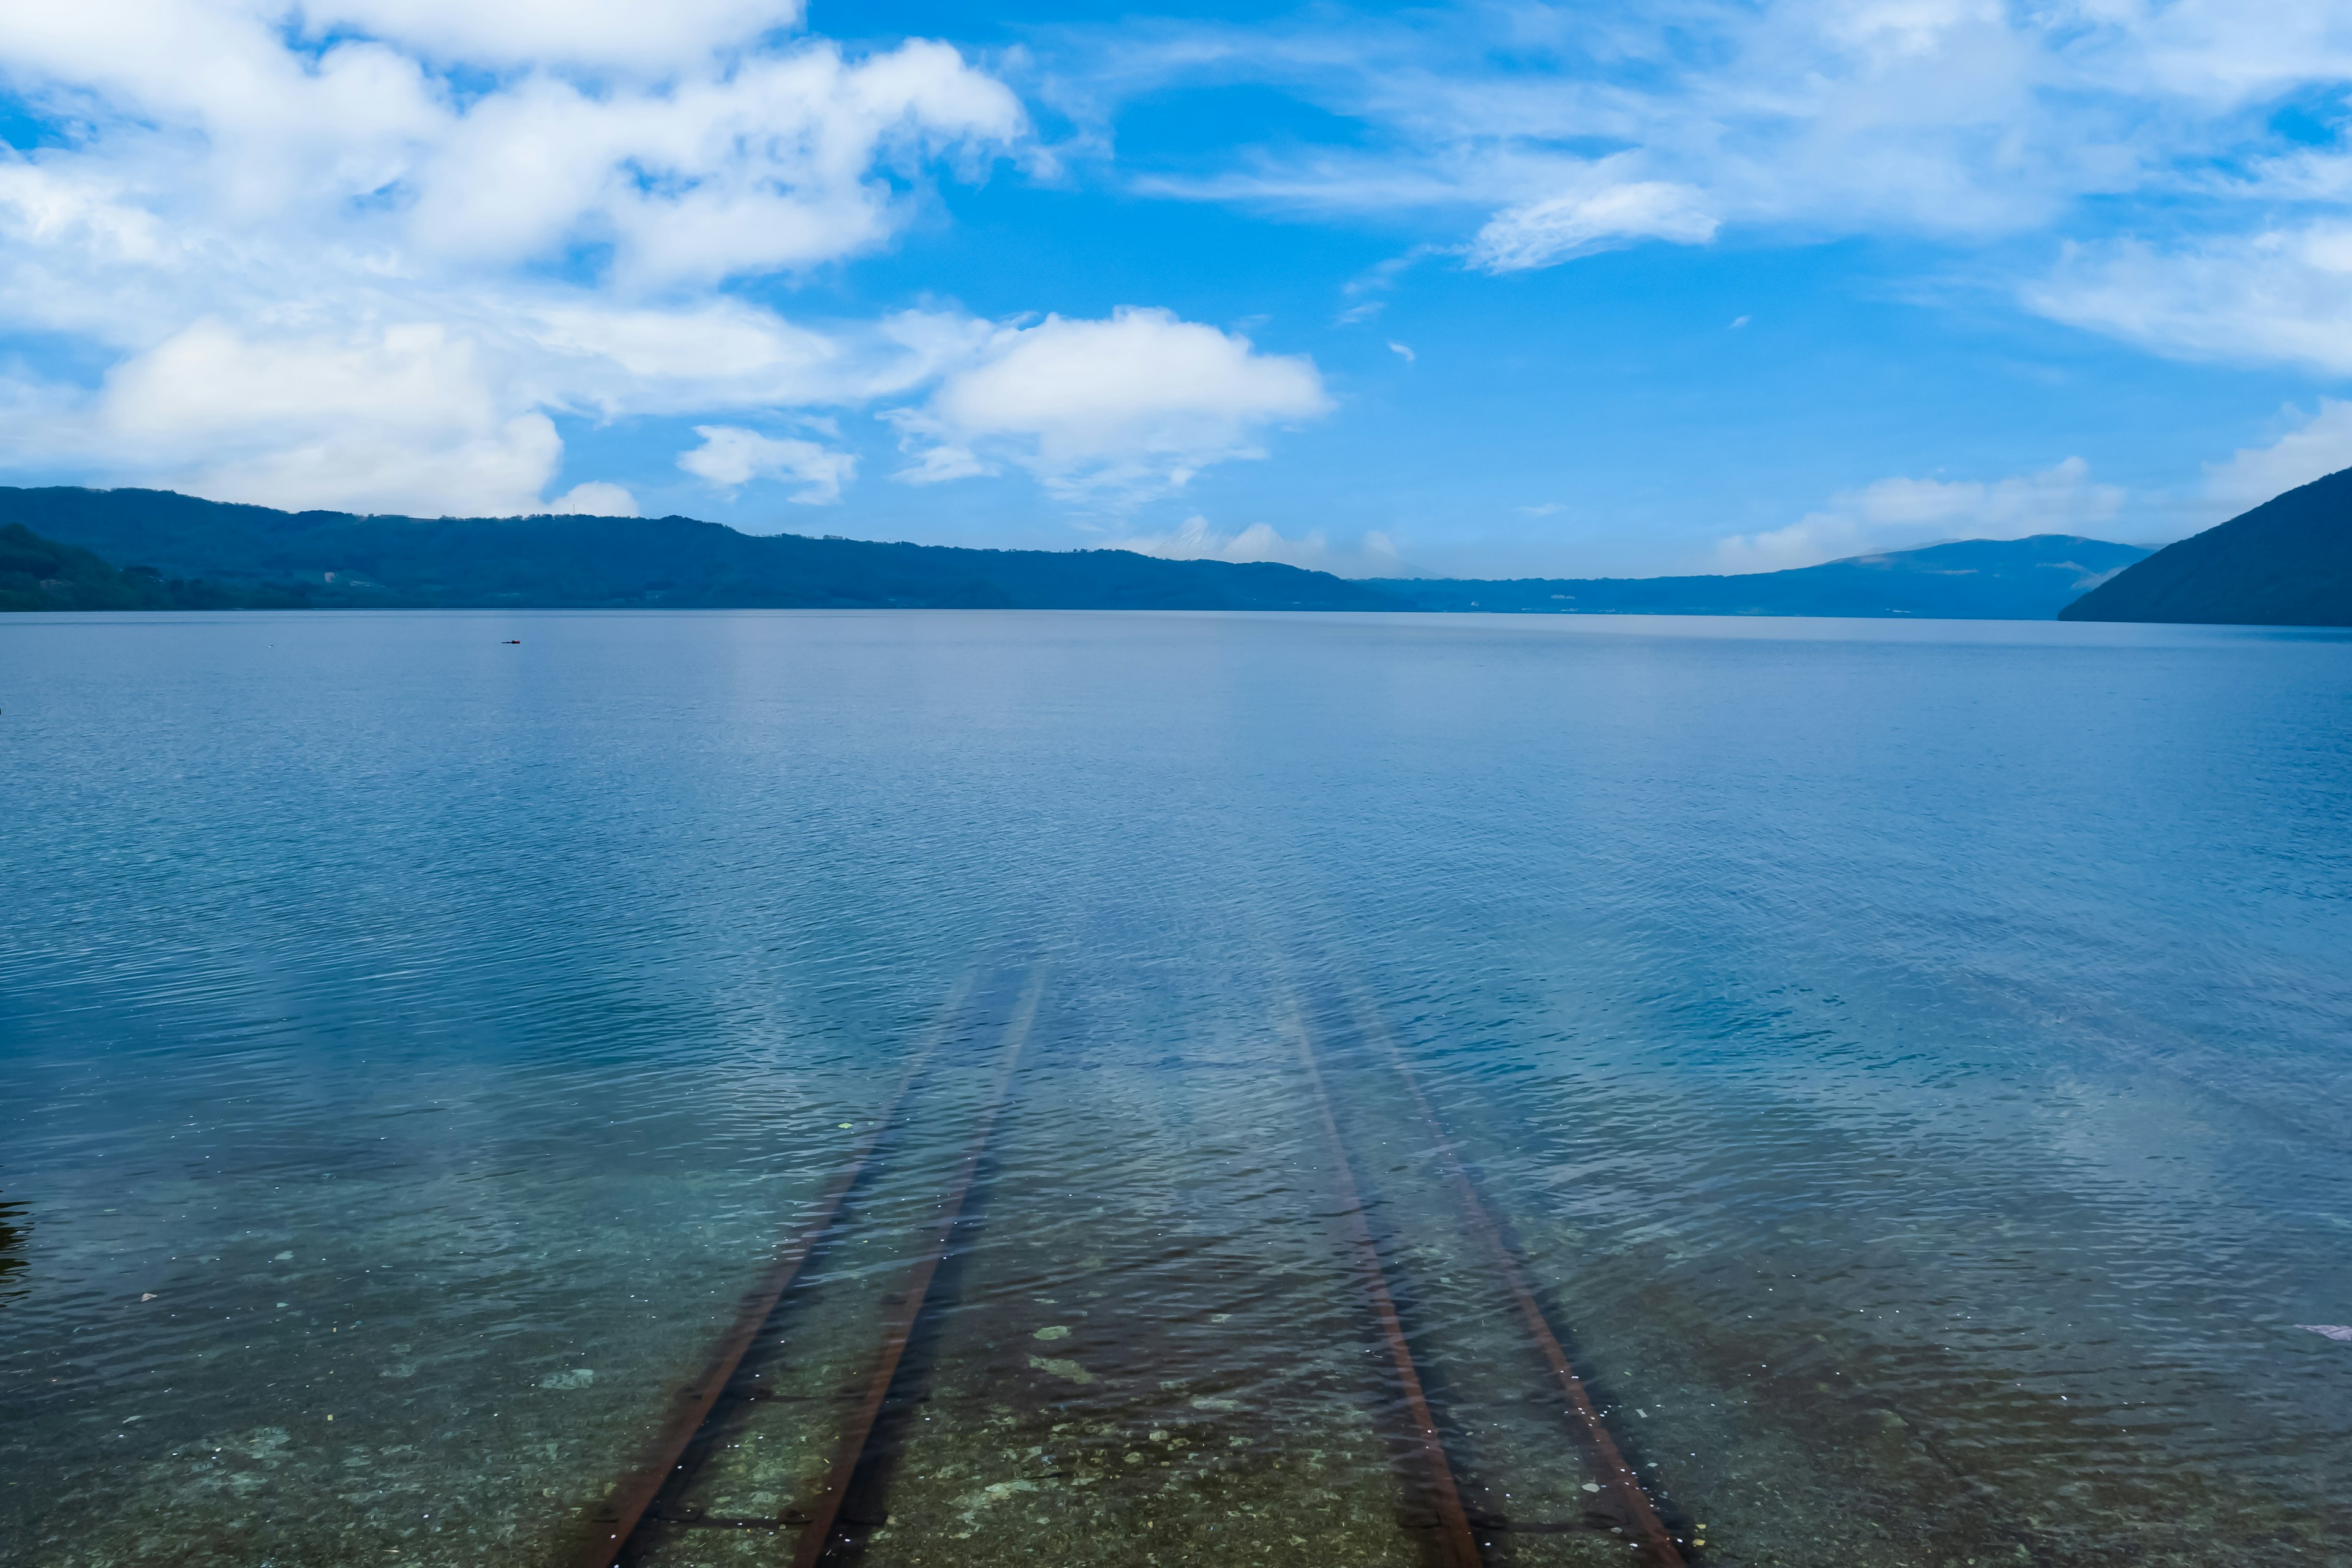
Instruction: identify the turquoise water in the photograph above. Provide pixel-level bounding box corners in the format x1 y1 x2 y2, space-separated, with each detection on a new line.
3 609 2350 1567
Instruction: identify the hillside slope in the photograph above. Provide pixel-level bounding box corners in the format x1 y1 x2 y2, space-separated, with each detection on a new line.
0 487 1404 612
2061 468 2352 626
1376 535 2150 619
1 523 176 611
0 521 329 609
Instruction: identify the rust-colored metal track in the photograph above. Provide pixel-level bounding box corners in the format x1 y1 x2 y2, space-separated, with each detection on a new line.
1351 997 1687 1568
579 959 1678 1568
569 970 980 1568
1291 1003 1485 1568
787 966 1043 1567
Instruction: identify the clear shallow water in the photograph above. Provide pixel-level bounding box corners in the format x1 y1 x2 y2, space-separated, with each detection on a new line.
2 608 2350 1568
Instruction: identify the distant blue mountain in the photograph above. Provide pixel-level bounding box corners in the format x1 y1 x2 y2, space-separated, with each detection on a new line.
4 484 2154 620
1373 535 2152 620
0 486 1401 612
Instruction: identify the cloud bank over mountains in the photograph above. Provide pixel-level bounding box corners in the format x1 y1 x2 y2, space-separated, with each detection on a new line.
1717 459 2128 573
1108 514 1412 578
1714 401 2352 572
0 0 1329 518
7 1 2352 565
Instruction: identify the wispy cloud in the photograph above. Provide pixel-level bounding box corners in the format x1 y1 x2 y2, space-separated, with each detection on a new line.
1467 173 1717 273
1030 0 2352 372
2027 226 2352 375
2201 399 2352 519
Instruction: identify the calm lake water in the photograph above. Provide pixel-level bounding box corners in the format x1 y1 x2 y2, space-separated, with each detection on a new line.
3 609 2350 1568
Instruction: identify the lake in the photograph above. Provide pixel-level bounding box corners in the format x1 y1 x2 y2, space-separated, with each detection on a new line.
4 609 2350 1568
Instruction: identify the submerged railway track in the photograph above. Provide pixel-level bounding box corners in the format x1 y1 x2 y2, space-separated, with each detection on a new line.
567 965 1694 1568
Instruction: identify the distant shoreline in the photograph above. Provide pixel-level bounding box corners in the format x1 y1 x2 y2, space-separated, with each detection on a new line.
6 487 2151 621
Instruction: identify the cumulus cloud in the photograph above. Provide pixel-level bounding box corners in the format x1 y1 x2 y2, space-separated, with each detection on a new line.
679 425 857 503
0 4 1335 519
0 285 1006 516
394 42 1025 288
293 0 807 72
1716 458 2126 572
0 0 1025 514
549 481 640 516
61 317 565 516
0 6 1026 287
888 307 1331 500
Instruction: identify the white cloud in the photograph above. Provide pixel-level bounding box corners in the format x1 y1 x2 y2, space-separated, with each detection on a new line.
1106 514 1410 576
2027 227 2352 375
1716 457 2126 571
396 42 1025 288
1069 3 2086 257
679 425 856 503
1468 176 1718 272
0 286 1008 516
2202 399 2352 517
0 1 1027 513
889 306 1331 500
549 481 639 516
74 317 564 516
293 0 807 72
1387 340 1415 361
0 4 1362 522
1057 0 2352 358
1112 515 1324 568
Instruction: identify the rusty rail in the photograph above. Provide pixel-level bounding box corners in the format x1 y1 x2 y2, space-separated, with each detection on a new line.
1291 1001 1485 1568
570 970 978 1568
788 965 1044 1567
575 958 1682 1568
1351 996 1688 1568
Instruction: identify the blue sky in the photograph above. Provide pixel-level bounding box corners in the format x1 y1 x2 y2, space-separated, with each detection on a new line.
6 1 2352 576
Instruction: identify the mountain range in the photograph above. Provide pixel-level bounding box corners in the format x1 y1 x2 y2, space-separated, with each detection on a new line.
1373 535 2149 619
0 487 1393 612
14 480 2340 624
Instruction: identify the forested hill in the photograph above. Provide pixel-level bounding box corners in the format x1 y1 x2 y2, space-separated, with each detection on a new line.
1375 535 2152 620
2060 467 2352 626
1 522 192 611
0 486 1404 612
5 484 2162 620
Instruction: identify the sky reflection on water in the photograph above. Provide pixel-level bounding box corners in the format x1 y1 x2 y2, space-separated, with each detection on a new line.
2 609 2350 1567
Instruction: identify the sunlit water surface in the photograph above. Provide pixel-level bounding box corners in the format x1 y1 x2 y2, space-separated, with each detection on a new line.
3 609 2350 1568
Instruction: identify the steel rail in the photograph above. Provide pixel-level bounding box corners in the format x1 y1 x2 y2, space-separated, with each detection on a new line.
569 970 976 1568
1351 997 1688 1568
1290 1002 1485 1568
786 965 1046 1568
